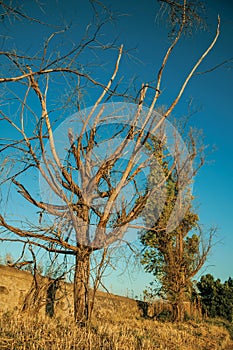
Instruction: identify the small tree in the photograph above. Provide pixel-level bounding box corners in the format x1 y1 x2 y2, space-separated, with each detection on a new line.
0 0 220 323
140 130 213 322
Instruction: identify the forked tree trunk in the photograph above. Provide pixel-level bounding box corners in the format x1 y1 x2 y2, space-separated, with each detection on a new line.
73 249 91 324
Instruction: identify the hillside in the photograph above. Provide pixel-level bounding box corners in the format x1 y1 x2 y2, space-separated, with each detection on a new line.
0 265 232 350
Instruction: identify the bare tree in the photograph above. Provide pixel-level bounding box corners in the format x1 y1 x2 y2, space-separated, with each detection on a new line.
0 0 220 323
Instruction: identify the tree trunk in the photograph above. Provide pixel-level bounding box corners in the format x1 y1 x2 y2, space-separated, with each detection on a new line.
73 249 91 324
173 300 184 322
172 288 185 322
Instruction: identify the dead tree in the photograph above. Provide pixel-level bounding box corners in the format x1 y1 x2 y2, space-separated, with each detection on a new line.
0 0 220 323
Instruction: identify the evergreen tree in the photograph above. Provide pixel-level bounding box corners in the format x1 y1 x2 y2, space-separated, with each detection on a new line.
197 274 233 322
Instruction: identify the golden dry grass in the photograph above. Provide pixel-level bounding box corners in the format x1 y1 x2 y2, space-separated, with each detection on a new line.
0 310 231 350
0 266 232 349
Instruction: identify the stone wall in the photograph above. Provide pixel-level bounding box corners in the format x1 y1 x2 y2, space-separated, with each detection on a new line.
0 265 33 312
0 265 139 320
0 265 200 321
0 265 73 317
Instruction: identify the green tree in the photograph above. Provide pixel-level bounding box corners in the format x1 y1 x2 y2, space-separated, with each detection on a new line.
141 133 213 322
197 274 233 322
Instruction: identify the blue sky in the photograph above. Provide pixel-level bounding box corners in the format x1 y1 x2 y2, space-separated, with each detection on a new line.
0 0 232 297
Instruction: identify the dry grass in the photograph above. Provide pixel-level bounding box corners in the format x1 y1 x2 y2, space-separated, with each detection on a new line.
0 310 231 350
0 266 231 349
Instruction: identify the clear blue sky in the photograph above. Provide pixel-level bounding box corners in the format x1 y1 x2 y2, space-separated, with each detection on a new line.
0 0 232 298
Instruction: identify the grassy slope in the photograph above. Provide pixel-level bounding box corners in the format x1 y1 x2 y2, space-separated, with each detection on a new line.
0 312 231 350
0 293 232 350
0 265 232 349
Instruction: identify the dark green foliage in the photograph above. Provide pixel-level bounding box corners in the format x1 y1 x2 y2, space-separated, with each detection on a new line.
197 274 233 322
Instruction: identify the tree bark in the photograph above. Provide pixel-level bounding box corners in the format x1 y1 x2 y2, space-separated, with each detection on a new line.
73 249 91 324
172 287 185 322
